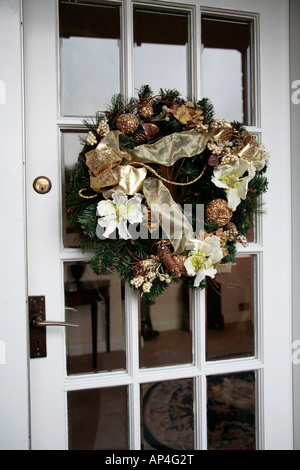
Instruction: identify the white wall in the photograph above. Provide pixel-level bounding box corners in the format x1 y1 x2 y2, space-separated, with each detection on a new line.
290 0 300 451
0 0 30 449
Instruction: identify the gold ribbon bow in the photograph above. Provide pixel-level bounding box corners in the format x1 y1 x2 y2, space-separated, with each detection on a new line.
84 129 210 252
235 129 262 161
85 129 210 195
210 121 262 162
85 131 148 195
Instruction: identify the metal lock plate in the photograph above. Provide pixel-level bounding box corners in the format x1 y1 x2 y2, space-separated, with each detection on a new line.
29 296 47 358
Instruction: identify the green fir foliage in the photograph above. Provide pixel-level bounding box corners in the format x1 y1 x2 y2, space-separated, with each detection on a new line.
137 84 153 99
197 98 215 124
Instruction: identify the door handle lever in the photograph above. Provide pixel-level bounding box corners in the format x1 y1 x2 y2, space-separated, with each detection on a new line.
32 314 79 328
29 295 79 358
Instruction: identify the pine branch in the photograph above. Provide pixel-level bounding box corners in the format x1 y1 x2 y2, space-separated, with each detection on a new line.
105 93 128 128
90 240 120 275
82 112 105 136
158 88 182 105
137 84 153 99
77 202 98 239
197 98 215 124
231 120 244 132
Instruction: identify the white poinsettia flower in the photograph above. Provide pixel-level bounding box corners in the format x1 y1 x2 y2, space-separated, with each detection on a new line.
96 190 143 240
211 158 256 211
184 235 224 287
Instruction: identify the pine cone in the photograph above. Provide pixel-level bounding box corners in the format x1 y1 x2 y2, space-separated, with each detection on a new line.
173 255 188 276
224 221 237 231
132 256 160 277
157 243 182 276
132 127 148 145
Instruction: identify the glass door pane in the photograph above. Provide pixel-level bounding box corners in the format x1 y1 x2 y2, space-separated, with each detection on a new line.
134 8 190 96
207 371 256 450
64 262 126 375
206 255 257 361
61 130 85 248
139 283 192 368
141 378 194 450
201 15 254 125
68 386 128 450
59 1 121 116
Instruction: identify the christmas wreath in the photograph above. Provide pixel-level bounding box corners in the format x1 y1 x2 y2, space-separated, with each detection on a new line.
67 85 269 300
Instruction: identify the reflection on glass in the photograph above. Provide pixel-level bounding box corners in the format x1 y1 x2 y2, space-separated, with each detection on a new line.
61 130 85 248
134 8 189 96
59 1 121 116
68 386 128 450
207 372 256 450
141 379 194 450
64 262 126 375
206 255 256 361
139 283 192 368
201 16 253 125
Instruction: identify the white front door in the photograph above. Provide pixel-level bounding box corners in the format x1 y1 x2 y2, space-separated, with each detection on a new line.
24 0 293 450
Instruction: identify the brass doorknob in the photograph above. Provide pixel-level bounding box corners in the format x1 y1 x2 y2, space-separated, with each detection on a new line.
33 176 52 194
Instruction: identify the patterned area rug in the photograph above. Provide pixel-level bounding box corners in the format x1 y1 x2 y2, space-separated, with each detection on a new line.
142 373 255 450
142 379 194 450
207 372 256 450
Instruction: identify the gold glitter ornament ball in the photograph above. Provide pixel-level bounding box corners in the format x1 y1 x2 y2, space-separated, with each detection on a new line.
116 113 139 134
205 198 233 227
138 100 154 119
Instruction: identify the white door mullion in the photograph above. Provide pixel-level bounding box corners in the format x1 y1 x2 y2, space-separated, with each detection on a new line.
255 251 264 363
194 5 202 99
193 289 200 368
194 279 206 449
257 368 265 450
125 283 141 449
126 282 140 378
128 382 141 449
199 374 208 450
200 288 207 369
123 0 134 98
193 375 202 449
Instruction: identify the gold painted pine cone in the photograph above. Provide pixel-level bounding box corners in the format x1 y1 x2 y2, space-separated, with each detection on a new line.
205 199 233 227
